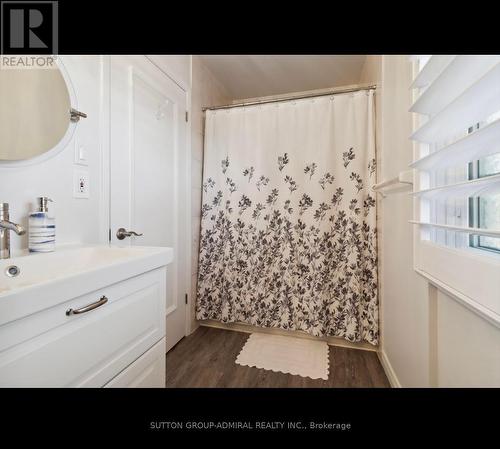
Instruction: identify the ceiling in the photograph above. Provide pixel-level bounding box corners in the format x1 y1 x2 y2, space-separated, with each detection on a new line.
199 55 367 100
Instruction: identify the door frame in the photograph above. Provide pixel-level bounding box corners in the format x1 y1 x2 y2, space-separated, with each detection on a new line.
99 55 193 338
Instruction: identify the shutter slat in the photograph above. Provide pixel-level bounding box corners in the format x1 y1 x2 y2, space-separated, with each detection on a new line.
412 172 500 197
411 62 500 143
410 55 455 89
410 55 500 116
410 118 500 170
410 221 500 238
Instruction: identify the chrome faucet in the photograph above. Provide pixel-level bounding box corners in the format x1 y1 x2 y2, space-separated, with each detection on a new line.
0 203 26 259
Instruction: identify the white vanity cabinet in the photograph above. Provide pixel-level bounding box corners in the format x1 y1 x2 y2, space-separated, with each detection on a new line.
0 245 171 388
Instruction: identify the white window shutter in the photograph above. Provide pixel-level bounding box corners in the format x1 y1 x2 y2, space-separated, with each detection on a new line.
410 55 500 324
411 55 500 239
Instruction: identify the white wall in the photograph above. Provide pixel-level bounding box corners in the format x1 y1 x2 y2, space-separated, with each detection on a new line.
0 55 107 252
378 56 432 386
437 290 500 386
189 56 232 333
366 55 500 387
147 55 191 92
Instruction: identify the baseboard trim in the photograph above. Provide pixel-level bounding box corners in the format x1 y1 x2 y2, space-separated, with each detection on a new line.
377 350 401 388
198 320 378 352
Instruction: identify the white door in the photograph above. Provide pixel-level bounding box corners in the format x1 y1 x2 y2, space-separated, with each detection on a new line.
109 56 188 352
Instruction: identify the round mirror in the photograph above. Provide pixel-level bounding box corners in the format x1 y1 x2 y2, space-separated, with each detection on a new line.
0 65 72 162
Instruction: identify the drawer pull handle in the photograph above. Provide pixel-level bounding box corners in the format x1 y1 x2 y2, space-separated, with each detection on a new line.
66 296 108 316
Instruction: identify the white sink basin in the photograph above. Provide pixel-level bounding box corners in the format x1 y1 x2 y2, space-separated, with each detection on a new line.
0 245 173 326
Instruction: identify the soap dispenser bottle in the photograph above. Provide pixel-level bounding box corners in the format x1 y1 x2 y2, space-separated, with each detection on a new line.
29 197 55 253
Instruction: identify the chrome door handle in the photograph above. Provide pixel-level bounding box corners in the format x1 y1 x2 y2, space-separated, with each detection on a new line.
66 296 108 316
116 227 143 240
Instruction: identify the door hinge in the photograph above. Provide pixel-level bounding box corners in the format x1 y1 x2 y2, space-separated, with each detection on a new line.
185 293 188 304
185 110 188 122
108 228 111 242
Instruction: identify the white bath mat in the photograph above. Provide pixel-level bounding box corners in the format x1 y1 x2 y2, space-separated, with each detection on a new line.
235 333 329 380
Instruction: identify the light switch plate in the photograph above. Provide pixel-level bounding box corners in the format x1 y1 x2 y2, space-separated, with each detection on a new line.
74 138 88 166
73 169 90 199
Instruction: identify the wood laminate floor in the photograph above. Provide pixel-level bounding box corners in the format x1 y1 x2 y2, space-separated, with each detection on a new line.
166 326 390 388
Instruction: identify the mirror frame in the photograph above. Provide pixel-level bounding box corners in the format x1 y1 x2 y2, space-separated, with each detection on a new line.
0 56 79 168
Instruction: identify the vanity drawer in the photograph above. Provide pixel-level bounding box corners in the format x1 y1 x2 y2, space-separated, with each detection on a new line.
105 337 166 388
0 267 166 387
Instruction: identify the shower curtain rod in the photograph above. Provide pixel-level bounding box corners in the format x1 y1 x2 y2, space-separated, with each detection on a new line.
202 84 377 111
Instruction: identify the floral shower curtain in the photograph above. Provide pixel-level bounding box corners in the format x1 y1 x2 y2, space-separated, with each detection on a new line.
196 89 378 345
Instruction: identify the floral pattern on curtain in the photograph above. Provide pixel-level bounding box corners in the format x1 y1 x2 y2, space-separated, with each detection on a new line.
196 90 378 345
